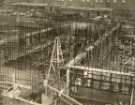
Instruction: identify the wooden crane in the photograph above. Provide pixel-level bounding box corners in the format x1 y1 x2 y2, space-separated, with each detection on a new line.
43 36 64 105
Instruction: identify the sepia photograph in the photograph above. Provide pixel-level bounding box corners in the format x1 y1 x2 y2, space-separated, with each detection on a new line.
0 0 135 105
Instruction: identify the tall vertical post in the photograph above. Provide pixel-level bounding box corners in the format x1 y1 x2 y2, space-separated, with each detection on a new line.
130 87 134 105
45 36 64 95
12 73 16 89
0 50 5 66
66 69 70 95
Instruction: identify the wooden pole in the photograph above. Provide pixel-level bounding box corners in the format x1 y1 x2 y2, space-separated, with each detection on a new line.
130 88 134 105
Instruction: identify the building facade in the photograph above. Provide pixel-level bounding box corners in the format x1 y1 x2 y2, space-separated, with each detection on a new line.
44 0 135 10
4 0 135 10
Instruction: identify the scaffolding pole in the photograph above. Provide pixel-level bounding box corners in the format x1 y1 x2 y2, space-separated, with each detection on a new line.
67 65 134 77
130 88 134 105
